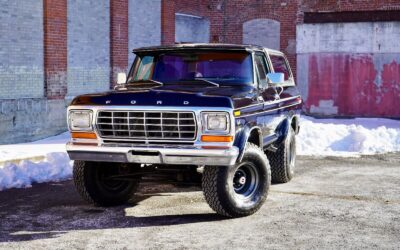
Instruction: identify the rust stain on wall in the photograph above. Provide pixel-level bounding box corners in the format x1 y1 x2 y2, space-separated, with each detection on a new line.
304 53 400 117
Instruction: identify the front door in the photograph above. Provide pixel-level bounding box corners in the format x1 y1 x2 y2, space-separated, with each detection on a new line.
254 52 283 146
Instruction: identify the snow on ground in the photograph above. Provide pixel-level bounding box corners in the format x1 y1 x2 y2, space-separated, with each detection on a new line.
0 117 399 190
298 117 400 156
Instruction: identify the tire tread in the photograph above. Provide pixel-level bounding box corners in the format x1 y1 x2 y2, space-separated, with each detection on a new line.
202 143 270 217
73 160 97 205
73 161 140 206
265 128 295 183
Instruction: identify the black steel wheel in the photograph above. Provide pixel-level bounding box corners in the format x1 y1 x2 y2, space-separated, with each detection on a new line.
73 161 141 206
233 162 259 199
202 143 271 217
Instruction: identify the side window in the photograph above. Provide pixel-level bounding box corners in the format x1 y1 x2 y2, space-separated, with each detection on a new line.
270 54 291 81
134 56 154 80
254 53 269 88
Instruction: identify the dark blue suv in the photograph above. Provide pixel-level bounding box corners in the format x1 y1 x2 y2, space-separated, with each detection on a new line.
67 43 302 217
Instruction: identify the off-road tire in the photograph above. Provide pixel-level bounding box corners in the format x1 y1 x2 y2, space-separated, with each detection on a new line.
265 127 296 183
202 143 271 217
73 161 141 206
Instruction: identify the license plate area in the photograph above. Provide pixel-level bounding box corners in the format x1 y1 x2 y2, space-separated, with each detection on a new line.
128 150 162 163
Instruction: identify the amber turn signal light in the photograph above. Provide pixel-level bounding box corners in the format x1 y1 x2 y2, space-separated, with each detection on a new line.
201 135 233 142
71 132 97 139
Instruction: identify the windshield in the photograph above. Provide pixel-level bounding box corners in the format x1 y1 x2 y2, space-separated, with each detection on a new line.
128 51 254 85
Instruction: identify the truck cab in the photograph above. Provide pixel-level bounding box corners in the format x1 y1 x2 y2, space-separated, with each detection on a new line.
67 44 302 217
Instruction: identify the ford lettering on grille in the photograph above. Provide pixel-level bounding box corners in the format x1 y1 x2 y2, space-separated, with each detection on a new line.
96 111 196 141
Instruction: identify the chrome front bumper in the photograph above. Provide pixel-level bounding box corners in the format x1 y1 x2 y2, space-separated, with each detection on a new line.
66 142 239 166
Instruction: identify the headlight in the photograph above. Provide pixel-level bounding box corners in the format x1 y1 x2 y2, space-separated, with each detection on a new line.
201 112 230 134
68 110 93 131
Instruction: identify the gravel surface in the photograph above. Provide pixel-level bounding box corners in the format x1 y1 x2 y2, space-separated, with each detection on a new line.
0 154 399 249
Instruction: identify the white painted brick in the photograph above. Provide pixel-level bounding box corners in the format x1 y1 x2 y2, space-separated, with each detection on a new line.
0 0 44 99
67 0 110 96
129 0 162 64
243 19 280 50
297 22 400 54
175 13 210 44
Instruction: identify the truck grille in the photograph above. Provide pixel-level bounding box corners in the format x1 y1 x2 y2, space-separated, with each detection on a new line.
96 111 197 141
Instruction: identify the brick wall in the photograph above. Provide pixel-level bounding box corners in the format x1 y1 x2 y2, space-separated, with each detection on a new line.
67 0 110 97
2 0 400 144
110 0 129 88
44 0 68 99
300 0 400 13
161 0 176 45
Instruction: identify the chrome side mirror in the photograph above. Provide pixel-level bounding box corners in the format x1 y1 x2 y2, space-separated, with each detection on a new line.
267 73 284 85
117 72 127 85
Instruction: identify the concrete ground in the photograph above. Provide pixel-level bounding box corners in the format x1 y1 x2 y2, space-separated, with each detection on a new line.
0 154 399 249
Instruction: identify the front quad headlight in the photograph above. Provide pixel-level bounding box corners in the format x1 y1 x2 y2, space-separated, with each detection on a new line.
68 110 93 131
201 112 230 134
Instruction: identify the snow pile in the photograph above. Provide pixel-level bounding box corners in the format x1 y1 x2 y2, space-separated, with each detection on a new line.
0 153 72 190
0 117 399 191
0 133 72 190
298 117 400 156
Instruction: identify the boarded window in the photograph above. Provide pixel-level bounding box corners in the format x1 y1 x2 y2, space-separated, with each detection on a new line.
243 19 280 50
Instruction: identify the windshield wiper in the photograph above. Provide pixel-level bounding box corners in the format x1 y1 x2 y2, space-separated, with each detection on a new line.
179 78 220 87
127 79 164 86
195 78 220 87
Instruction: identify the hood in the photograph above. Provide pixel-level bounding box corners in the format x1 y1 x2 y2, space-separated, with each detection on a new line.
70 84 258 109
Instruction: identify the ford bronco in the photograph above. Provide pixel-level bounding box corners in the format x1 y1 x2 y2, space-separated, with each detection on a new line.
67 44 302 217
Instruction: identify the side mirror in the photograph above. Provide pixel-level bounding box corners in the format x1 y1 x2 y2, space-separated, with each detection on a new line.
266 73 284 85
117 73 127 85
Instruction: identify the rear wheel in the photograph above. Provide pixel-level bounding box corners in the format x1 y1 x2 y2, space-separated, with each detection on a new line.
73 161 141 206
202 143 271 217
265 127 296 183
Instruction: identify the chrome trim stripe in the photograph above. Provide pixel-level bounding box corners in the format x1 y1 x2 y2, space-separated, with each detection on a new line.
236 102 301 118
234 95 301 111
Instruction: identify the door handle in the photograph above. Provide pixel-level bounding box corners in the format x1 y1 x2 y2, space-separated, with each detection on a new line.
258 96 264 102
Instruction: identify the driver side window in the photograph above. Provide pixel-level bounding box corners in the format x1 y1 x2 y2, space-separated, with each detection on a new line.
254 53 269 89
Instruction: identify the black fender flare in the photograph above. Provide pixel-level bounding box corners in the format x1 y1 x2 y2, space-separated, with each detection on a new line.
274 118 290 145
273 114 301 145
234 124 262 163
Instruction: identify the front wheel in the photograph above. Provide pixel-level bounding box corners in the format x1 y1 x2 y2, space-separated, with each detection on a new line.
73 161 141 206
202 143 271 217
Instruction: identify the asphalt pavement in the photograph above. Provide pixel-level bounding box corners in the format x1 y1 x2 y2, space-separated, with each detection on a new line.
0 153 399 249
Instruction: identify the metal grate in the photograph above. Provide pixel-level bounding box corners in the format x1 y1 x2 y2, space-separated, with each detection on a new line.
96 111 196 141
